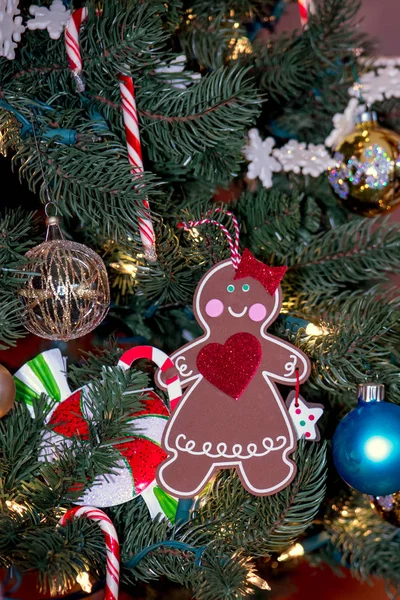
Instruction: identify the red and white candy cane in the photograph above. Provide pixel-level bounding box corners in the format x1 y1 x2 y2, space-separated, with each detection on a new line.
118 345 182 411
59 506 119 600
177 208 241 269
298 0 314 27
119 75 157 262
65 7 88 92
64 9 157 262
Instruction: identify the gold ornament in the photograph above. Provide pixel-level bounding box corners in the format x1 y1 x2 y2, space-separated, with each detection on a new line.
0 364 15 418
20 217 110 341
369 492 400 527
328 111 400 217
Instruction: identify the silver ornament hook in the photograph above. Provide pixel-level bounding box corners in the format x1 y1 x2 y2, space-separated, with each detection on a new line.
29 111 58 216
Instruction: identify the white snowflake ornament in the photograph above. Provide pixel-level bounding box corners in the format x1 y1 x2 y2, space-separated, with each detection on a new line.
303 143 336 177
286 391 324 441
27 0 71 40
325 98 365 149
348 65 400 104
372 57 400 67
272 140 307 174
0 0 25 60
155 54 201 90
273 139 335 177
243 128 282 188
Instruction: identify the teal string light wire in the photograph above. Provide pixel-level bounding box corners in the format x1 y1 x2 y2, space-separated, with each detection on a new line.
124 499 201 569
175 498 194 524
124 540 207 569
0 96 108 144
124 531 331 572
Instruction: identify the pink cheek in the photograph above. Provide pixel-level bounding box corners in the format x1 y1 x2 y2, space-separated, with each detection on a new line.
249 303 267 322
205 299 224 318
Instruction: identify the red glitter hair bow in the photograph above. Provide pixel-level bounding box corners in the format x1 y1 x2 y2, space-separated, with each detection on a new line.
234 249 287 296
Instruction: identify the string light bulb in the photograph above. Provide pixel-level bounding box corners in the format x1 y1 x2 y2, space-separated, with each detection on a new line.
109 252 142 299
6 500 27 515
277 542 305 562
109 258 138 277
188 227 203 241
246 572 271 590
306 323 329 336
76 571 92 594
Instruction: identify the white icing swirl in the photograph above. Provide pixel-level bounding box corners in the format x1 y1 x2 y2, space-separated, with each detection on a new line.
175 434 287 459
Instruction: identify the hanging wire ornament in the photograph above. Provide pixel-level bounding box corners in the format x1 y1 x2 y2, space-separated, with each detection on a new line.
19 116 110 341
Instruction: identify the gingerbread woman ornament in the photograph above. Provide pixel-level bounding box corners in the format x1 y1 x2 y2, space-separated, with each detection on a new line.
156 212 311 498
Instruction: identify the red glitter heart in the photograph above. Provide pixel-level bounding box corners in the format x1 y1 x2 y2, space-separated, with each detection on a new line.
197 332 262 400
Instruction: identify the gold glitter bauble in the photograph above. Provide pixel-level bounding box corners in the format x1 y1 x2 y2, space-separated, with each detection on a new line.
369 492 400 527
20 217 110 341
0 364 15 418
328 111 400 217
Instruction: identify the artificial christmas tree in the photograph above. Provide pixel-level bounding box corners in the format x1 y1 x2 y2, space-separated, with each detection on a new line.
1 0 400 599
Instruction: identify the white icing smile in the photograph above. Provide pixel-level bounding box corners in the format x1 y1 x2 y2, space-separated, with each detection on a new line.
228 306 248 318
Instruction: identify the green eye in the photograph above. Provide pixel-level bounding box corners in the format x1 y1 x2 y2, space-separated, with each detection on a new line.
242 284 250 292
227 284 235 293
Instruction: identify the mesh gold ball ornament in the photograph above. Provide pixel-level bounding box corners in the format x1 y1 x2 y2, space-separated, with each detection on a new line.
328 111 400 217
369 492 400 527
19 216 110 341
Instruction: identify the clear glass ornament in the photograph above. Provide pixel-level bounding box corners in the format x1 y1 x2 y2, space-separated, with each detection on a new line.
19 217 110 341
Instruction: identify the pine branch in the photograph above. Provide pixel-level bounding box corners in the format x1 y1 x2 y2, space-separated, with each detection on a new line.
282 289 400 397
254 33 317 101
84 366 149 444
0 209 39 268
12 134 164 246
128 221 206 303
82 1 170 89
196 440 327 556
236 187 321 259
0 210 41 348
140 66 260 183
0 398 47 501
193 551 254 600
253 0 371 142
327 494 400 596
67 338 124 389
305 0 372 67
260 441 327 552
0 298 27 349
286 217 400 293
188 0 275 20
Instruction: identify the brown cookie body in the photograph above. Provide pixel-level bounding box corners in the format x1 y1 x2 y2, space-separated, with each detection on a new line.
156 259 311 498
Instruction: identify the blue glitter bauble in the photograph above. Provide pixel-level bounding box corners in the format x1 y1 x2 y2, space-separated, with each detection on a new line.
333 392 400 496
